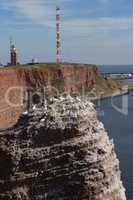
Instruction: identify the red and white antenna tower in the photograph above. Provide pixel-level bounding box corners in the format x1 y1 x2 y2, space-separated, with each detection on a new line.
56 0 61 64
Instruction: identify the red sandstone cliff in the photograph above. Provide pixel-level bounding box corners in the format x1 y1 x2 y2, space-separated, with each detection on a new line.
0 64 97 128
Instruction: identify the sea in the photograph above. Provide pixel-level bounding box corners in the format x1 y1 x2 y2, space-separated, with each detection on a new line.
98 64 133 74
97 65 133 199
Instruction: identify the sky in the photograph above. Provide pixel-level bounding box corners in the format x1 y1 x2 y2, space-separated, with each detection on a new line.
1 0 133 64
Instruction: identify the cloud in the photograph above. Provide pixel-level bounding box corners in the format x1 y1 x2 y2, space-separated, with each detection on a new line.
2 1 133 31
15 0 54 25
0 0 133 37
0 0 76 29
63 17 133 32
0 0 55 27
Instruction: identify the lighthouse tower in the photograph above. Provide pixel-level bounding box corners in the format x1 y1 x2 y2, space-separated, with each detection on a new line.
10 38 17 66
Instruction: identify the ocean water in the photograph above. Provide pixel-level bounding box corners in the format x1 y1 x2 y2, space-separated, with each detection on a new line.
96 65 133 199
97 93 133 199
98 64 133 74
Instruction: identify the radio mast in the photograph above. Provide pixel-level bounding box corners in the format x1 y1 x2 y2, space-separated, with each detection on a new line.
56 0 61 64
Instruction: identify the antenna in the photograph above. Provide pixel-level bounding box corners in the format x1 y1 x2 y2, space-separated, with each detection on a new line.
56 0 61 64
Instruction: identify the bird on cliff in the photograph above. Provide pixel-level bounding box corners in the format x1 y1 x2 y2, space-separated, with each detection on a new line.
66 95 74 102
33 105 37 110
40 118 45 122
76 96 81 102
23 110 28 115
59 96 65 101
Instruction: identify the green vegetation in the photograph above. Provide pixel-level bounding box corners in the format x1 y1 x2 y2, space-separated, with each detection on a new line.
72 75 120 100
4 63 58 70
95 76 120 92
3 63 96 70
128 83 133 90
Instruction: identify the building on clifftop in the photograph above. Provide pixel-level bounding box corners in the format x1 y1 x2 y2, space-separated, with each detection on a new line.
10 44 17 66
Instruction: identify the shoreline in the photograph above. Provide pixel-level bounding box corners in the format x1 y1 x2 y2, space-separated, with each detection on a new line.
91 89 129 101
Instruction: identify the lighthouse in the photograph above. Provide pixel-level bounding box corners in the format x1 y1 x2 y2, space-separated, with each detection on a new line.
10 38 18 66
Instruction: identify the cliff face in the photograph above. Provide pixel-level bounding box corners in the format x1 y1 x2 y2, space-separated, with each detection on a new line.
0 96 126 200
0 64 97 129
0 69 24 129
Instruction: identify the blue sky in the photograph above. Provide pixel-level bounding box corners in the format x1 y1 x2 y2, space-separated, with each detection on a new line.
1 0 133 64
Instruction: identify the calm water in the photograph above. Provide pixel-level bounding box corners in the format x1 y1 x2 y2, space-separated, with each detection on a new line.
98 64 133 74
97 65 133 199
96 92 133 199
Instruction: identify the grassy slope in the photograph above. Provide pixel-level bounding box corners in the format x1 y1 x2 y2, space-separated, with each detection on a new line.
4 63 57 70
128 83 133 90
95 76 120 92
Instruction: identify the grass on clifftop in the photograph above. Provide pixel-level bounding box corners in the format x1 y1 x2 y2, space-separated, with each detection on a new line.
3 63 96 70
128 83 133 90
3 63 58 71
72 75 120 99
95 76 120 92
